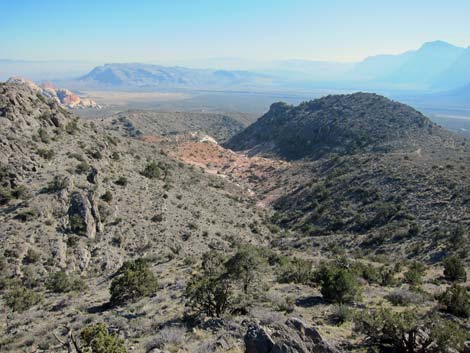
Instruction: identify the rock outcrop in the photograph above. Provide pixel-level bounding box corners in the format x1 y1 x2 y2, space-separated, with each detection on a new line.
68 191 102 239
7 76 100 109
244 318 340 353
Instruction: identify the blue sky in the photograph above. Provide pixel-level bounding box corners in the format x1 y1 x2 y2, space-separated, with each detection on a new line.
2 0 470 63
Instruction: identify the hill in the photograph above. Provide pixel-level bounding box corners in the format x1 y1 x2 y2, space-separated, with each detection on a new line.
101 109 254 142
224 93 451 160
224 93 469 261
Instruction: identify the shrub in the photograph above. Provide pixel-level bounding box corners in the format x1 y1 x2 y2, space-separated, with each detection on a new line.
386 288 425 306
46 175 68 193
76 161 90 174
101 190 113 202
277 257 313 285
318 264 361 304
38 127 50 143
0 186 13 205
443 256 467 282
46 271 86 293
109 258 158 305
330 304 354 325
438 284 470 318
65 120 79 135
36 148 54 160
354 308 467 353
185 276 232 317
114 177 128 186
404 261 426 285
80 323 126 353
141 161 161 179
4 285 42 312
23 249 41 264
70 214 87 235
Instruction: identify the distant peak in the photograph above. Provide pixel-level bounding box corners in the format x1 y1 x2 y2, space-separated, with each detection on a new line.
420 40 459 50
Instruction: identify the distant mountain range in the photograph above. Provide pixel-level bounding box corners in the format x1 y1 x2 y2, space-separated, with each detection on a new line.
351 41 470 90
78 63 275 89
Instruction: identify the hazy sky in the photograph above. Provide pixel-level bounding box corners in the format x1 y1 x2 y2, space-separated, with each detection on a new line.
2 0 470 63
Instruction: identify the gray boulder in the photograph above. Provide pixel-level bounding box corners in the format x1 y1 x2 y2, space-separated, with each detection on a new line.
244 318 340 353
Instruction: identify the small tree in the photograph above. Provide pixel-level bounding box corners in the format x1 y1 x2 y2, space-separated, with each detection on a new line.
186 250 233 317
443 256 467 282
438 284 470 318
225 246 263 293
355 308 467 353
80 323 126 353
109 258 158 306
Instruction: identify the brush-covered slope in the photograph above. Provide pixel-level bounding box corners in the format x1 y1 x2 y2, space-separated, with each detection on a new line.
0 82 274 352
102 109 254 142
225 93 451 160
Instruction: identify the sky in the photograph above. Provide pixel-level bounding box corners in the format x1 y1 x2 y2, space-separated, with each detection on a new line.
1 0 470 64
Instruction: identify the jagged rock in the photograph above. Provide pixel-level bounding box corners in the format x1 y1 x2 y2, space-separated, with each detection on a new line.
245 323 275 353
68 191 102 239
87 166 98 184
244 318 340 353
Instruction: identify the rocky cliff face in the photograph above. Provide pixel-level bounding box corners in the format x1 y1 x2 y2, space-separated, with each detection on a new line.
7 76 100 109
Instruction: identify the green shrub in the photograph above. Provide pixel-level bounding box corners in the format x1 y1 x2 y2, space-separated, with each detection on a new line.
46 271 87 293
438 284 470 318
225 246 264 293
80 323 126 353
4 285 42 312
443 256 467 282
141 161 161 179
0 186 13 205
185 276 232 317
76 161 90 174
36 148 54 160
354 308 467 353
331 304 354 325
318 264 361 304
277 257 313 285
109 258 158 305
65 120 79 135
38 127 50 143
114 177 128 187
70 214 87 235
404 261 426 285
23 249 41 264
101 190 113 202
46 175 68 193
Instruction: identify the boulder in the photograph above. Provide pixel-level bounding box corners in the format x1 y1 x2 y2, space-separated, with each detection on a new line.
244 318 340 353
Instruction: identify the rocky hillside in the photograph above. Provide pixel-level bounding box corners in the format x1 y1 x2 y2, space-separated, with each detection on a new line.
223 93 470 260
225 93 455 160
1 84 469 353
